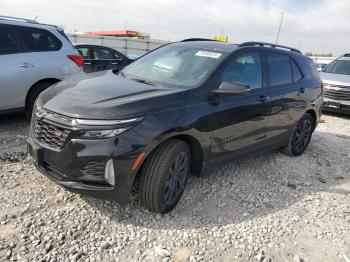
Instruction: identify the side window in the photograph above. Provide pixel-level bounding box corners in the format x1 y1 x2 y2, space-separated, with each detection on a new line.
305 58 320 78
0 25 19 55
77 47 91 59
15 26 61 52
291 60 302 82
114 51 121 59
267 53 292 86
221 52 262 89
93 48 115 59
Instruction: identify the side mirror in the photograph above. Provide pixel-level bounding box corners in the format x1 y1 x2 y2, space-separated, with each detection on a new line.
211 81 250 96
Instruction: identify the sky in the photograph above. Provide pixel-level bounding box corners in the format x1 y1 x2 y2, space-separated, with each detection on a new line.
1 0 349 55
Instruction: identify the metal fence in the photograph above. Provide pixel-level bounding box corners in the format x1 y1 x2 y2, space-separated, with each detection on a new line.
67 34 169 56
310 56 335 64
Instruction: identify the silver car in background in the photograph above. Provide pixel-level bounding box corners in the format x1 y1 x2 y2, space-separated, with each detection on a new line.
320 54 350 114
0 15 84 117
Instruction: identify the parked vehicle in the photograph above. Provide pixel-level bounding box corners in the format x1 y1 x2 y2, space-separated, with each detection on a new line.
320 54 350 114
127 53 141 60
28 40 323 213
316 63 328 72
75 44 133 73
0 15 84 117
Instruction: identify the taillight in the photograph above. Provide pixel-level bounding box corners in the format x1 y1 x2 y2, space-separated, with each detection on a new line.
67 54 84 68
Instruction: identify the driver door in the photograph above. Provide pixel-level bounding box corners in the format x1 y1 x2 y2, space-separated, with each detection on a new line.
210 51 272 161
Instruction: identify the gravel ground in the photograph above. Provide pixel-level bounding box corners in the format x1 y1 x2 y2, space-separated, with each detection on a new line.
0 112 349 262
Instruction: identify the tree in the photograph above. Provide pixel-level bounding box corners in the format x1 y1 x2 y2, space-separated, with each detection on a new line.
304 52 333 57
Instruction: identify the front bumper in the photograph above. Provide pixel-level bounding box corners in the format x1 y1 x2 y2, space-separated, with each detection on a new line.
27 132 142 204
322 98 350 114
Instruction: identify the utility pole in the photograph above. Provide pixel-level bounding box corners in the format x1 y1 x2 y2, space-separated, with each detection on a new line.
275 12 284 44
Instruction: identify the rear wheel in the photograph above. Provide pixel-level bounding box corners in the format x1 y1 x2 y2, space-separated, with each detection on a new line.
25 81 56 120
281 113 314 156
139 139 191 213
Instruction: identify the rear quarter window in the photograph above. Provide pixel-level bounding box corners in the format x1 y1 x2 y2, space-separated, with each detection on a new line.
14 26 62 52
304 58 320 78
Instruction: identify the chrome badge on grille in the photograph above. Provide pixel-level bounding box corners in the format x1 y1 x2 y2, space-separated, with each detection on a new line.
49 130 63 138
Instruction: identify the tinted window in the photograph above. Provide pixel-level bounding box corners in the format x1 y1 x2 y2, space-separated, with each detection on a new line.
94 48 115 59
323 60 350 75
15 26 61 52
221 52 262 89
0 25 19 55
305 58 320 78
291 60 302 82
268 53 292 86
77 47 91 59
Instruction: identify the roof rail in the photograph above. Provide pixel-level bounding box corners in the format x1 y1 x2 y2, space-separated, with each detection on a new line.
181 38 217 42
238 41 302 54
0 15 38 24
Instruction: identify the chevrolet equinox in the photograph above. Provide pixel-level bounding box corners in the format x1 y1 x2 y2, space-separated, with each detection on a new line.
28 40 323 213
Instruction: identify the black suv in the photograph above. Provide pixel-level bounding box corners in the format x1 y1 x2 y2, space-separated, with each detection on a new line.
28 40 323 213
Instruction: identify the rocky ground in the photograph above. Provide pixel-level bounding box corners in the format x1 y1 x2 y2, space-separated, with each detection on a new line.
0 112 349 262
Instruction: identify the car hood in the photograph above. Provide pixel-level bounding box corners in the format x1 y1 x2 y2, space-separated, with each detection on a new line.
320 72 350 86
39 70 186 119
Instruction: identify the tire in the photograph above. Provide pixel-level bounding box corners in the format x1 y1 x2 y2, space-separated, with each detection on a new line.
25 81 55 120
139 139 191 213
281 113 314 156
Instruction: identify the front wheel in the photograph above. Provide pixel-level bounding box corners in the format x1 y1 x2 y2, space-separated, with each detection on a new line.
138 139 191 213
281 113 314 156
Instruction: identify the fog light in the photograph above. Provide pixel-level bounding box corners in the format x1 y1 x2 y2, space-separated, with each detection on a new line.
104 159 115 186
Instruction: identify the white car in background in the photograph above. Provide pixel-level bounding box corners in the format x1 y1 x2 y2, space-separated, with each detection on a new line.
0 15 84 118
320 54 350 114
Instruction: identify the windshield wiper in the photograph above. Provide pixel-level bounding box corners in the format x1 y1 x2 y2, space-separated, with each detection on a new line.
130 78 168 88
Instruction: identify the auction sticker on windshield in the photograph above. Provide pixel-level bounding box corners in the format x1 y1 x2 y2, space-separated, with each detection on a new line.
195 51 222 59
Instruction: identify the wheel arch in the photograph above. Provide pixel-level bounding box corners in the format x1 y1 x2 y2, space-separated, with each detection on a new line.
305 109 317 131
25 78 61 110
138 133 205 177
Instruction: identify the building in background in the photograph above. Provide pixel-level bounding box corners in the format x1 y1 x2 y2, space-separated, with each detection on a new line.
85 30 150 39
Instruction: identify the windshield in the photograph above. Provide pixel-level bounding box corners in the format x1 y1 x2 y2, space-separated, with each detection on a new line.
121 44 228 88
323 60 350 75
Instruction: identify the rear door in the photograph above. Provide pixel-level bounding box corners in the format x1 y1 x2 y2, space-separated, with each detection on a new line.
0 24 31 111
92 46 121 72
265 51 307 143
210 51 272 160
76 45 93 73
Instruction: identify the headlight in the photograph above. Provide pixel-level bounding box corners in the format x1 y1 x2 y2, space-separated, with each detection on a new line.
78 116 144 139
80 128 129 138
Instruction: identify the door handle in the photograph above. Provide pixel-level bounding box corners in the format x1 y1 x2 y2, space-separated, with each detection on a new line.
19 62 33 68
257 95 271 102
84 62 91 65
111 63 119 65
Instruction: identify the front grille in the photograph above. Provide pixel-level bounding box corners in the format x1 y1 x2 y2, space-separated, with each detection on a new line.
81 160 105 177
33 118 70 149
324 85 350 101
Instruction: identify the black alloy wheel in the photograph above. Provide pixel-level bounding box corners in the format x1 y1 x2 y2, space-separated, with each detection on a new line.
163 151 189 206
281 113 314 156
292 117 312 153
